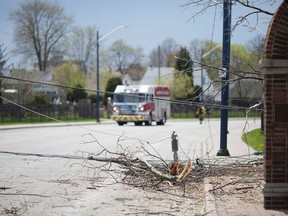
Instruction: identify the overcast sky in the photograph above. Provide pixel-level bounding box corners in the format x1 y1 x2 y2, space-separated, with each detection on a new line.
0 0 280 67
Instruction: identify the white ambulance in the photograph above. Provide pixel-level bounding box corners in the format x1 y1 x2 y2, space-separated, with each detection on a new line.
111 85 171 126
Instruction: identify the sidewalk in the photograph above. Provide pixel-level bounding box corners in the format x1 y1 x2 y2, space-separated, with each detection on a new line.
200 119 288 215
204 177 288 215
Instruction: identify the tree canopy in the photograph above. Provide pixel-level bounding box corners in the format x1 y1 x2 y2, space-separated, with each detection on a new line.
53 61 87 93
9 0 73 71
64 26 96 74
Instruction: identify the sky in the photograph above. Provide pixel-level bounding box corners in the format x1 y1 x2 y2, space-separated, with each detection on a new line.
0 0 281 67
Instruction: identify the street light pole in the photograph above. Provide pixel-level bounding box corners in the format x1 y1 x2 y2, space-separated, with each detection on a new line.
217 0 231 156
96 31 100 122
95 25 126 123
200 49 204 102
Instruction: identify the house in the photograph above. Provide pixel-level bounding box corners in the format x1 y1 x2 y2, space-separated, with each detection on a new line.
229 79 263 107
121 73 134 85
32 69 58 100
139 67 174 85
193 67 218 101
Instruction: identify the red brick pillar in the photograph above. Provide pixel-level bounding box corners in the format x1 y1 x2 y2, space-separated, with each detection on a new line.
261 60 288 209
261 0 288 209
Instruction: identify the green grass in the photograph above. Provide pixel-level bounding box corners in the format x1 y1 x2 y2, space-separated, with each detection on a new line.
241 128 264 152
172 110 262 119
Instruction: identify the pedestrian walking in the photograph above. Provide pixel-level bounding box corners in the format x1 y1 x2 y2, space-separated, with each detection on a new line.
196 105 206 124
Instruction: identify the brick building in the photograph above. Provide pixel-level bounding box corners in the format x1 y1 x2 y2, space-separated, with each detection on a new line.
261 0 288 209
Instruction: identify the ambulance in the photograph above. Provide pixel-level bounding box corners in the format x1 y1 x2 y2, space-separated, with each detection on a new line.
111 85 171 126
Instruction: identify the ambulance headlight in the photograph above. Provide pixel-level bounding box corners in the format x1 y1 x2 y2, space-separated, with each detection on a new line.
138 104 144 112
113 106 120 113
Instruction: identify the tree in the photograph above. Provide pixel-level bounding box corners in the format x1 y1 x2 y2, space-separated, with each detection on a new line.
53 61 87 94
67 84 87 103
106 39 144 74
161 38 178 67
170 47 195 101
102 39 144 74
246 34 265 71
0 44 8 104
104 77 123 104
175 47 193 78
64 26 96 74
182 0 274 33
0 44 8 71
171 72 194 101
149 38 178 67
9 0 73 71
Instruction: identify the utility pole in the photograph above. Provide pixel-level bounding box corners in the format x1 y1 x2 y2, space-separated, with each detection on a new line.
95 25 126 123
217 0 231 156
158 45 161 84
96 30 100 123
200 49 204 102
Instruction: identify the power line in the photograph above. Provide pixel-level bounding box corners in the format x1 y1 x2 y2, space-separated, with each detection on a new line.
0 74 263 112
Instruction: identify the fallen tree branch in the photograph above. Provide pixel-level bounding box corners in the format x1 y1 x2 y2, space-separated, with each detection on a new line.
209 178 244 192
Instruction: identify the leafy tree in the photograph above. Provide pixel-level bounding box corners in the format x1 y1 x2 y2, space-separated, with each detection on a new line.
67 84 87 103
104 77 123 104
9 0 73 71
175 47 193 78
31 95 50 104
53 61 87 94
171 72 194 101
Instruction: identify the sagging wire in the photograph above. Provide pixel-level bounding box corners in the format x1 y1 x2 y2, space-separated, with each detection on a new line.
0 74 263 112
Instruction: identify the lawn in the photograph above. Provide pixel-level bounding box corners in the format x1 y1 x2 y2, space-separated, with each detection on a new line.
241 128 264 152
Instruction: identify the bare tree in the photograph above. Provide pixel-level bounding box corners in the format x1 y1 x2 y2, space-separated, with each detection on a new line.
0 44 8 104
189 39 206 62
65 26 96 74
106 39 144 74
181 0 275 32
149 38 178 67
9 0 73 72
161 38 178 67
0 44 8 71
246 34 265 65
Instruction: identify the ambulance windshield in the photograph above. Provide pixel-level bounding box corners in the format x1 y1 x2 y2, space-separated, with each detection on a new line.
114 93 146 103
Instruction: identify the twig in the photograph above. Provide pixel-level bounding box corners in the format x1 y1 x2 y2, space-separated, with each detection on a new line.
0 193 50 197
236 186 254 191
0 185 17 190
209 178 243 192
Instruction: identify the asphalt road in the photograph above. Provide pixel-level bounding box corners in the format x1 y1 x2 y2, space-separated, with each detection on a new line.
0 118 261 215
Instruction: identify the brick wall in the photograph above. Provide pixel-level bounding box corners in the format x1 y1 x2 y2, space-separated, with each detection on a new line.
262 0 288 210
263 0 288 60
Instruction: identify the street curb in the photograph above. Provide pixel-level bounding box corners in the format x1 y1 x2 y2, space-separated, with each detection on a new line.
204 178 218 216
0 120 114 130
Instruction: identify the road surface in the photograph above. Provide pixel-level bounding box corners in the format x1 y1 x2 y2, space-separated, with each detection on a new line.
0 118 260 215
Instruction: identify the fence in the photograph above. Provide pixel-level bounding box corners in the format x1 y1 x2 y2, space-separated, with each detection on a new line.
0 103 103 123
0 103 262 123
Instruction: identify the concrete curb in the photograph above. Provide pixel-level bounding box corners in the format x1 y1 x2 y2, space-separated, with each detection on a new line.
204 178 218 216
0 120 114 130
